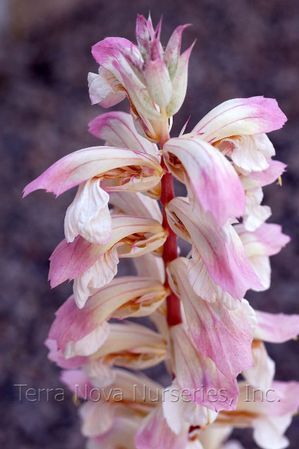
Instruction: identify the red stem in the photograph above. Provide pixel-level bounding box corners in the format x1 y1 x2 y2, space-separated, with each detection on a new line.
160 160 182 326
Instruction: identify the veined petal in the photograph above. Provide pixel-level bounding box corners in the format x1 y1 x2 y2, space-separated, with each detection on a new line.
88 111 159 157
133 253 165 284
166 198 261 299
23 146 163 197
73 247 119 308
171 324 239 411
254 310 299 343
166 43 194 116
163 137 245 224
168 258 254 379
64 179 111 244
88 68 125 107
191 97 287 143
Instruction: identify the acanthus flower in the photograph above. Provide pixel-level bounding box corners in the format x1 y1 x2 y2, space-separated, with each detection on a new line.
23 13 298 449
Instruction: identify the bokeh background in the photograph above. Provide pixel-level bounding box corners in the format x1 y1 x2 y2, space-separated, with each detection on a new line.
1 0 299 448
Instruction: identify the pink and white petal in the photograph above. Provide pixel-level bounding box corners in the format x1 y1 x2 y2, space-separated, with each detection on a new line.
171 324 238 411
64 179 111 244
60 369 92 399
135 406 188 449
167 198 261 299
88 111 159 157
251 223 290 256
243 341 275 391
49 237 102 289
163 382 217 435
254 311 299 343
45 339 86 369
48 295 110 357
249 160 286 187
23 146 161 197
80 400 115 438
166 43 195 116
168 258 253 378
163 138 245 224
191 97 287 143
92 36 143 70
73 247 119 308
87 68 125 107
199 426 233 449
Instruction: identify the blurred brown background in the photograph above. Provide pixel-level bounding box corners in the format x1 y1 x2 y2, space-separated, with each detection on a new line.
0 0 299 448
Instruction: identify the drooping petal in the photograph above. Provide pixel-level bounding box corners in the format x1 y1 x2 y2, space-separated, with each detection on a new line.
45 338 86 369
163 138 245 224
23 146 163 197
166 197 261 299
247 160 286 187
73 247 119 308
64 179 111 244
242 187 271 232
254 310 299 343
168 258 254 379
191 97 287 143
171 324 239 411
48 296 110 357
92 36 143 70
88 111 159 157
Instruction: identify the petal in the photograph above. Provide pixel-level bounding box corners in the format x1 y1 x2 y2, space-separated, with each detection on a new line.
133 253 165 284
164 24 190 77
191 97 287 143
135 406 188 449
80 401 114 438
168 258 254 379
253 416 291 449
23 146 162 197
88 111 159 157
243 187 271 232
243 341 275 391
163 382 217 435
144 58 173 108
166 43 195 116
64 179 111 244
49 236 102 289
48 295 110 357
166 198 261 299
248 160 286 187
110 191 162 222
60 369 92 399
163 137 245 224
219 134 275 172
92 36 143 69
248 223 290 256
88 68 125 107
73 247 119 308
171 324 239 411
254 311 299 343
45 338 86 369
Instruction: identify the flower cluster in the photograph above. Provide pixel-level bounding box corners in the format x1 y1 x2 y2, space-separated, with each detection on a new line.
24 14 299 449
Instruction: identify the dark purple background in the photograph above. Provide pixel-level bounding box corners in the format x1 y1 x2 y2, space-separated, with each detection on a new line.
1 0 299 448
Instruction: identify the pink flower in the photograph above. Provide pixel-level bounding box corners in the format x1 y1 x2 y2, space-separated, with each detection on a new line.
90 15 193 141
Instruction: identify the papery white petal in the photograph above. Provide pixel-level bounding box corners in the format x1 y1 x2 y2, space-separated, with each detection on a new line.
64 179 111 244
